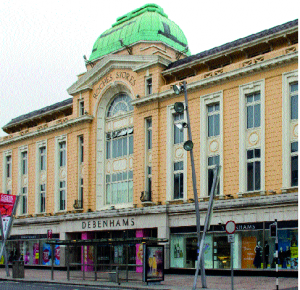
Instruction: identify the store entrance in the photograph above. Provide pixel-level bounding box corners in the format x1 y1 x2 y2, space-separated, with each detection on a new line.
213 235 230 269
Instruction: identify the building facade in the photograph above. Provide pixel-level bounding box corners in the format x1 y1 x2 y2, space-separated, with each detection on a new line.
0 4 298 271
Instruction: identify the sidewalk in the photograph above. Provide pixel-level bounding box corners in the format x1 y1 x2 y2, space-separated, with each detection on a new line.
0 268 298 290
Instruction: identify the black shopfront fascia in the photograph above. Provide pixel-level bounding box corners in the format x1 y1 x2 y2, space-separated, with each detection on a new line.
170 220 298 234
8 233 60 240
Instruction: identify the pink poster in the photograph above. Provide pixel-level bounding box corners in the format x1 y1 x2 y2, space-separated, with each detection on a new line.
33 243 39 265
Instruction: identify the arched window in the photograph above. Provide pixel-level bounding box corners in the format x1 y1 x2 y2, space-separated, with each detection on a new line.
105 93 134 205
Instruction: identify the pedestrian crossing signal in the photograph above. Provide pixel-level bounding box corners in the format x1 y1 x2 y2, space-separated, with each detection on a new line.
270 223 277 237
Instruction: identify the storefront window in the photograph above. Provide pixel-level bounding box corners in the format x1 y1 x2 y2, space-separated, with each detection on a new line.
170 223 297 271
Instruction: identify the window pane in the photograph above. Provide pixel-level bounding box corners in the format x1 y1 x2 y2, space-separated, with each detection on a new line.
174 161 183 171
254 93 260 102
214 114 220 136
123 137 127 156
129 135 133 154
291 155 298 186
174 173 183 199
291 95 298 120
247 150 254 160
208 168 214 195
128 180 133 202
148 130 152 150
291 83 298 93
291 142 298 153
112 139 118 158
208 115 214 137
106 141 111 159
106 184 111 204
254 104 261 128
254 161 261 191
174 125 181 144
247 162 254 191
247 95 253 103
247 106 253 129
254 148 261 158
112 183 118 204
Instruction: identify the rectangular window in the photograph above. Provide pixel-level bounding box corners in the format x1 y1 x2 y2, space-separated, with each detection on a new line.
21 187 27 214
174 161 184 199
79 178 83 203
147 166 152 198
21 151 28 175
291 142 298 186
6 155 12 178
79 136 84 163
246 92 261 129
174 113 184 144
247 148 261 191
208 155 220 195
40 184 46 213
207 103 220 137
79 100 85 116
146 118 152 150
291 82 298 120
146 78 152 95
59 141 66 167
59 181 66 211
40 146 46 171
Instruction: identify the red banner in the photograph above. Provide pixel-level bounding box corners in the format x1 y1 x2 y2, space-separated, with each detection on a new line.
0 193 17 217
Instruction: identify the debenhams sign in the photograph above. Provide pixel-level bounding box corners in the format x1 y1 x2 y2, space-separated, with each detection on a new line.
82 217 135 230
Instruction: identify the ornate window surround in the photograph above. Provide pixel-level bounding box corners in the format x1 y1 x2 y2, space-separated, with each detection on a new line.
282 69 298 190
2 149 12 194
54 135 67 212
18 145 28 215
239 80 265 195
200 91 223 197
166 104 188 202
96 82 134 210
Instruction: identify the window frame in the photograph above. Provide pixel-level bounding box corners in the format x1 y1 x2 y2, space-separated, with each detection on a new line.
239 80 265 194
200 91 223 197
282 70 298 190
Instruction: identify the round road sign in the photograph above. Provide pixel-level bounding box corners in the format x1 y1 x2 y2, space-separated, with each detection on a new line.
225 220 236 234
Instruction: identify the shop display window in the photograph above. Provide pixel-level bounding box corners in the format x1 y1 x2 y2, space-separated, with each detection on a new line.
265 229 298 270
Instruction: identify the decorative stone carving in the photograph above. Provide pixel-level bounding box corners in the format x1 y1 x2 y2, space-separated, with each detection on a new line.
209 139 219 153
248 131 260 147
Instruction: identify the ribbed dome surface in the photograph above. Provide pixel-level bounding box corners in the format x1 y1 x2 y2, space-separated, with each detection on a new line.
89 3 190 61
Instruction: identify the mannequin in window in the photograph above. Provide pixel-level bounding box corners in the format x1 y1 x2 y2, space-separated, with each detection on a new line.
264 241 269 268
253 241 262 268
278 247 284 267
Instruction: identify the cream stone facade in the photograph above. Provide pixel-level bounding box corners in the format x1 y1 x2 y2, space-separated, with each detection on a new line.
0 4 298 272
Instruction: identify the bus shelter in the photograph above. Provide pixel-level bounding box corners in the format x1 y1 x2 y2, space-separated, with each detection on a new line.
47 237 168 284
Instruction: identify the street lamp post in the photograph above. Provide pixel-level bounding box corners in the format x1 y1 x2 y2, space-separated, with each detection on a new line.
173 81 205 288
173 81 220 289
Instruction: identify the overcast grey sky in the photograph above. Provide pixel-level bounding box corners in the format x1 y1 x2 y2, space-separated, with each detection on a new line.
0 0 299 137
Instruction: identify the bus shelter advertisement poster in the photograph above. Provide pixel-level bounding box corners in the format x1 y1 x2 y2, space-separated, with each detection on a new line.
144 245 164 282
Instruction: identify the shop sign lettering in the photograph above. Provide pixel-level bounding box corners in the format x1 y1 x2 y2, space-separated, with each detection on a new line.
235 224 256 231
93 71 136 99
82 217 135 230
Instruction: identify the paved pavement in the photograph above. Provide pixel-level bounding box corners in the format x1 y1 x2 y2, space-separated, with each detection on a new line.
0 268 298 290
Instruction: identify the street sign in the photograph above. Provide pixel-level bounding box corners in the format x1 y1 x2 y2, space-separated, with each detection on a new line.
228 234 235 243
225 220 236 234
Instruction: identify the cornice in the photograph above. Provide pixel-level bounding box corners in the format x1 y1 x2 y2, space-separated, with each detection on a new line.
0 115 94 146
12 192 297 227
163 26 298 75
67 55 170 96
132 51 298 106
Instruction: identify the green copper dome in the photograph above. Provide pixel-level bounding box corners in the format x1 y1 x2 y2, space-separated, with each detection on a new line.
89 3 190 61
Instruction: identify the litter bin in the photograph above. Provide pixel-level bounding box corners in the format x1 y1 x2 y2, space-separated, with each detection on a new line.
12 260 25 278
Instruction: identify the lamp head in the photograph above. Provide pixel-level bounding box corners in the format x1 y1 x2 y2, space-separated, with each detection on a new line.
174 102 184 114
183 140 193 151
173 84 181 95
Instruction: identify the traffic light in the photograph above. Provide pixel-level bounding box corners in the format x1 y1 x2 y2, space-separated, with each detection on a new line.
270 223 277 237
